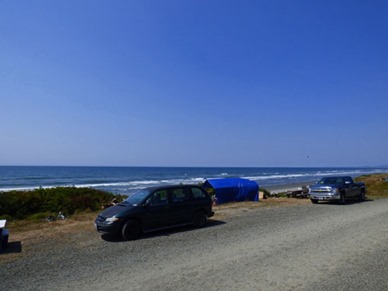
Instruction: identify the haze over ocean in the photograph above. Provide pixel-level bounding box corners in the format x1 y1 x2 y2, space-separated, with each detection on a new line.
1 166 387 195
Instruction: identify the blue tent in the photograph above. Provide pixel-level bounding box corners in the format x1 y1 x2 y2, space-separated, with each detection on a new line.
203 178 259 204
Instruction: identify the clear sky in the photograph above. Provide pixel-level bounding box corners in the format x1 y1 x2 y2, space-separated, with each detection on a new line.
1 1 387 167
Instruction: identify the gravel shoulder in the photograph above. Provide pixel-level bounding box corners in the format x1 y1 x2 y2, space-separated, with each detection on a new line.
1 198 387 290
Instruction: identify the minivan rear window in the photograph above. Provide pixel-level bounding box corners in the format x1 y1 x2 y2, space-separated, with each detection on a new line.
171 188 190 203
192 187 207 199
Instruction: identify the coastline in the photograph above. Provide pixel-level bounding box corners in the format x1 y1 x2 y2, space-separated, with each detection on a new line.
1 166 386 195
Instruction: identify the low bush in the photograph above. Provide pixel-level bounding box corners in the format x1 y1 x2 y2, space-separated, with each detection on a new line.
28 212 57 221
260 188 271 198
355 174 388 197
0 187 124 220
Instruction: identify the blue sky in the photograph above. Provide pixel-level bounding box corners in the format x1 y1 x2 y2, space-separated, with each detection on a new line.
1 1 387 167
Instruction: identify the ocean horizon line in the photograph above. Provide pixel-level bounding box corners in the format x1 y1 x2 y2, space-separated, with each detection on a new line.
1 165 387 169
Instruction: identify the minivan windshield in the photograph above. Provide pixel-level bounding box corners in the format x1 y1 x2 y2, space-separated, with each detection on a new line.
123 189 151 206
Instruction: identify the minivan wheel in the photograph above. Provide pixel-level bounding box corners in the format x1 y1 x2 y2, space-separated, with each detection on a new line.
192 211 207 227
121 220 141 241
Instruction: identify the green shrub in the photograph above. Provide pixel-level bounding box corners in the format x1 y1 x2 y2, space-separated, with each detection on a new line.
0 187 123 220
28 212 57 221
260 188 271 198
0 214 12 221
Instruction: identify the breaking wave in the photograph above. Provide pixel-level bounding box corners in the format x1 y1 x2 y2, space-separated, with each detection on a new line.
1 166 387 195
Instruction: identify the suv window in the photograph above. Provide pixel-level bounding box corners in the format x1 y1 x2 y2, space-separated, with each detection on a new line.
171 188 190 203
149 190 169 206
191 187 207 199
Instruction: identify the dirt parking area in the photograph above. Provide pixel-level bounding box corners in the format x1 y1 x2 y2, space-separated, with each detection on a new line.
3 197 387 291
2 198 310 262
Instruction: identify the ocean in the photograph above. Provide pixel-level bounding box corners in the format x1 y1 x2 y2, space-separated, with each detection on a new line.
1 166 387 195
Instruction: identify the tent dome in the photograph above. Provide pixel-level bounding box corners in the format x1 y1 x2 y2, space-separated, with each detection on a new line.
203 178 259 204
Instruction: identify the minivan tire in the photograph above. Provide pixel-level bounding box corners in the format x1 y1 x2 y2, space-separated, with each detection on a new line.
121 220 141 241
192 211 207 227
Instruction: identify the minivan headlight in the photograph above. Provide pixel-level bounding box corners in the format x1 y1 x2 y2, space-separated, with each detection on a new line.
105 217 120 224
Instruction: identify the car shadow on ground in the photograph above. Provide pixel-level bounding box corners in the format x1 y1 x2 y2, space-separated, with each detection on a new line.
0 241 22 255
100 219 226 243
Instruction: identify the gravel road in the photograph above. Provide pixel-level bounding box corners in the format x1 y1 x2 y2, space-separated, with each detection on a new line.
1 199 388 291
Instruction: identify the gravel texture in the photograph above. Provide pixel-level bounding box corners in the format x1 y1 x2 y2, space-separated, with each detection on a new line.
1 199 388 290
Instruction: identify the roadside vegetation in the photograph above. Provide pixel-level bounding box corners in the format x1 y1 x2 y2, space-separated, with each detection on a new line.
0 187 125 221
355 173 388 198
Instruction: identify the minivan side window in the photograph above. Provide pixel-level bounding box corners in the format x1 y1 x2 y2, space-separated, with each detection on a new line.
191 187 207 199
149 190 168 206
171 188 190 203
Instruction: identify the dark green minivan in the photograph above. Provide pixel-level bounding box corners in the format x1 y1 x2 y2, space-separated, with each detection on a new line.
95 185 214 240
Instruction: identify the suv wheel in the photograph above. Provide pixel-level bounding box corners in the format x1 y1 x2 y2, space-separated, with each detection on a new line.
340 192 346 205
121 220 141 241
311 199 318 204
359 190 366 202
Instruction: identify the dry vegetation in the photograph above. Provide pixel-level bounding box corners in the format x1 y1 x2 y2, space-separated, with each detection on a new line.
0 211 97 263
355 173 388 197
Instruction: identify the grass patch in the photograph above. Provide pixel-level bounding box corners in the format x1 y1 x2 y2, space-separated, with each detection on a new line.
6 211 100 233
355 173 388 198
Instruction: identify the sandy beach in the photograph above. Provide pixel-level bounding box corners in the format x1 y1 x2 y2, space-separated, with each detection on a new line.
264 181 316 194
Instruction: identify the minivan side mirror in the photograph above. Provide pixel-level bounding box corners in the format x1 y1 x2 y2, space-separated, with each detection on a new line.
142 199 151 207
